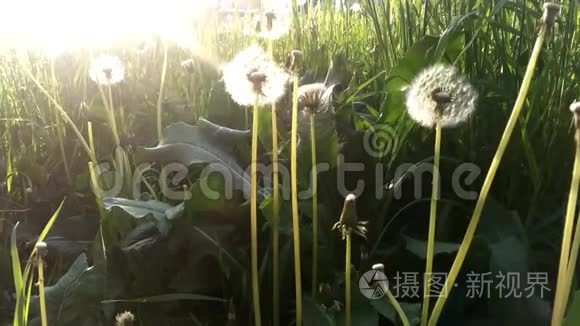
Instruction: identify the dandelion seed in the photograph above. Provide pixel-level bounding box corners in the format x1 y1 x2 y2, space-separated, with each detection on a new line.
405 64 478 128
88 55 125 86
222 45 288 107
256 9 291 40
298 83 335 114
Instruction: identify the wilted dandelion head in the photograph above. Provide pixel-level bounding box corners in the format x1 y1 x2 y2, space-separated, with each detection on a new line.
298 83 335 114
115 311 135 326
405 64 478 128
256 9 291 40
88 55 125 86
222 45 288 107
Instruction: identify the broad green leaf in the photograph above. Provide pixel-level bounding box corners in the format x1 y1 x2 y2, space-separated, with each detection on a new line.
402 234 460 259
370 299 421 326
303 297 335 326
564 290 580 326
136 120 251 196
102 197 184 235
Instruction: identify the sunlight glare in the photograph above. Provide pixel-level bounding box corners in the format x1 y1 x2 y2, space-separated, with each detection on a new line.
0 0 219 55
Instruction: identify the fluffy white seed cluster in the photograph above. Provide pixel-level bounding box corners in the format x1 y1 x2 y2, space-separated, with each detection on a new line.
88 55 125 86
222 45 289 107
405 64 478 128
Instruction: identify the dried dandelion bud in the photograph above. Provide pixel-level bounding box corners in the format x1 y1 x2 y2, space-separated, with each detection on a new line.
115 311 135 326
541 3 561 27
288 50 303 74
35 242 48 258
265 11 276 30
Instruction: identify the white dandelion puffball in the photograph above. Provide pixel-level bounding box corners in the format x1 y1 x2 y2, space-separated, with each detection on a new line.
89 55 125 86
257 9 291 40
222 45 289 107
405 64 478 128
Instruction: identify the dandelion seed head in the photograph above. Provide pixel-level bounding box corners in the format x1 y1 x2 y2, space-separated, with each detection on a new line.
405 64 478 128
89 55 125 86
222 45 288 107
298 83 335 114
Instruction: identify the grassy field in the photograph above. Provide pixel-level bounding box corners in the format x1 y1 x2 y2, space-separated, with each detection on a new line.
0 1 579 325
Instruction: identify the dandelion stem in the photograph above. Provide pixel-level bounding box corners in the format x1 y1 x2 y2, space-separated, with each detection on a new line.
250 100 263 326
345 230 352 326
427 26 547 326
385 286 410 326
268 40 281 326
97 83 120 147
157 41 169 143
552 128 580 326
290 73 303 326
421 121 441 326
310 113 319 296
37 252 47 326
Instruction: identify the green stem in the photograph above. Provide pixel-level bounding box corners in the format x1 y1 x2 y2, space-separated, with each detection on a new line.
37 254 47 326
271 99 281 326
268 40 280 326
385 287 410 326
421 121 441 326
157 42 169 143
290 74 303 326
310 113 319 296
552 129 580 326
97 83 120 147
428 27 547 326
251 101 263 326
345 231 352 326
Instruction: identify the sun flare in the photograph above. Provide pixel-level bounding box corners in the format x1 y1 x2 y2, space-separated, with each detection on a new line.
0 0 220 55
